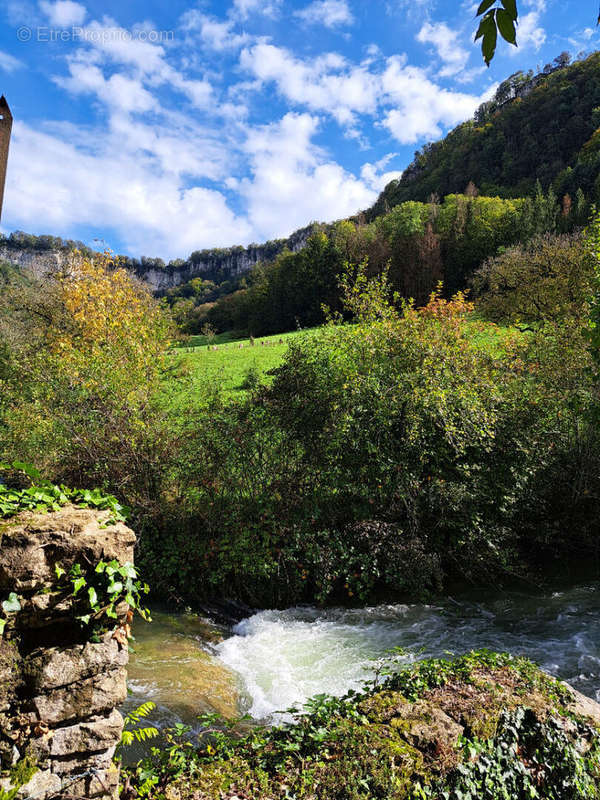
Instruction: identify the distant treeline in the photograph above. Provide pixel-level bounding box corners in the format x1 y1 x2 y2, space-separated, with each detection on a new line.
0 231 95 256
176 184 587 337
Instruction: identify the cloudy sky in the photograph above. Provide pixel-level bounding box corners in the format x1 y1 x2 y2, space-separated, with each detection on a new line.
0 0 597 259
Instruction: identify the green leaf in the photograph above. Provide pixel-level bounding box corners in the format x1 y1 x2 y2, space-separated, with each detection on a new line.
476 0 496 15
72 577 86 595
0 619 5 636
496 8 517 44
95 561 107 573
78 614 91 625
108 581 123 595
54 564 65 580
500 0 518 20
12 462 43 482
477 14 498 65
2 593 21 614
474 11 495 41
88 586 98 607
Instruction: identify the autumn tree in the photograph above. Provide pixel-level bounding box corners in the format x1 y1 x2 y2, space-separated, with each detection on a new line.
472 233 592 325
0 255 177 510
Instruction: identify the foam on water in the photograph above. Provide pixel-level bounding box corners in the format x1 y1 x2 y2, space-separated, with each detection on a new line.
214 585 600 721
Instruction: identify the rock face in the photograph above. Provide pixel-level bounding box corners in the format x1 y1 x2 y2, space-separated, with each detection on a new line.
0 246 73 281
0 508 136 800
0 222 317 294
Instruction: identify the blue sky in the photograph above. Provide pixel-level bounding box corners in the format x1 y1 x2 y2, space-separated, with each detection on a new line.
0 0 598 259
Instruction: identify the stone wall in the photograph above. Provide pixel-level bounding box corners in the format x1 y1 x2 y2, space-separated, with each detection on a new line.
0 507 136 799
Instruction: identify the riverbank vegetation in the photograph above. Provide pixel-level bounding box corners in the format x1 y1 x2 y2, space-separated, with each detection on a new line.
122 650 600 799
0 214 599 607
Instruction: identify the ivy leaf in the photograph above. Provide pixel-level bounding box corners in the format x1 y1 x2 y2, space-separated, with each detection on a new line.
72 577 86 595
2 593 21 614
78 614 91 625
496 8 517 45
108 581 123 595
88 586 98 607
54 564 65 580
0 620 5 636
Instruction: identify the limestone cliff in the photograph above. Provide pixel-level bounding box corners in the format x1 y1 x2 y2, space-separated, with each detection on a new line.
0 222 318 294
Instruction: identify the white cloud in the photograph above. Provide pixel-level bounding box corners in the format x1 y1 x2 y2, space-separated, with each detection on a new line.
180 10 252 51
231 0 282 20
55 62 155 112
295 0 354 29
239 112 377 239
54 19 214 110
39 0 86 26
240 44 487 143
416 21 469 77
380 55 492 143
360 154 402 192
386 0 435 20
240 43 379 125
515 0 546 52
5 121 252 259
0 51 23 72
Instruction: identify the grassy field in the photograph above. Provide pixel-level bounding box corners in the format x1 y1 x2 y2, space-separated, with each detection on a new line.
173 319 521 401
175 329 308 399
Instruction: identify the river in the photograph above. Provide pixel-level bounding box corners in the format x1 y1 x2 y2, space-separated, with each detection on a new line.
124 583 600 736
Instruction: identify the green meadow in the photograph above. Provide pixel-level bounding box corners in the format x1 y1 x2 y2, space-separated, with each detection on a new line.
174 329 310 398
173 319 522 401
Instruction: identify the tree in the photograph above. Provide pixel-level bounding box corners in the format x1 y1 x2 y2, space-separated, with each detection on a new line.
0 255 176 508
473 233 592 325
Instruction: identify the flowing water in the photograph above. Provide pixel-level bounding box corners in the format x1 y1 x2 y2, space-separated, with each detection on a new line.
125 584 600 734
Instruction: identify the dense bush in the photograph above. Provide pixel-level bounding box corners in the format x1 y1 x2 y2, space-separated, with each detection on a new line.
0 256 179 516
141 266 600 606
473 233 592 324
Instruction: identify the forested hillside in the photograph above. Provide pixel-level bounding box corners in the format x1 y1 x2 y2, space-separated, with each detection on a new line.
196 187 578 336
369 51 600 215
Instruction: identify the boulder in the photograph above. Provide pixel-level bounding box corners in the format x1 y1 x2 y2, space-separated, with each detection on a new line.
24 635 129 691
0 507 136 592
25 668 127 725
